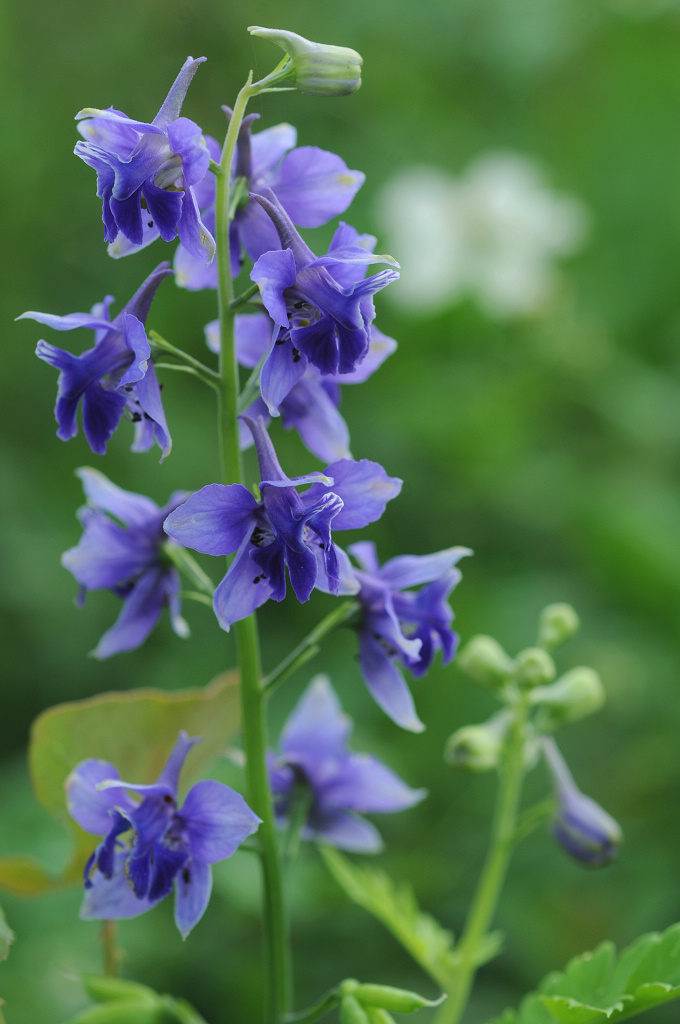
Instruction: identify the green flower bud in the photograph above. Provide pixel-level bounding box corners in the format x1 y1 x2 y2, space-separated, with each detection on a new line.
355 983 445 1013
538 603 580 651
530 667 604 726
457 635 515 689
515 647 556 689
60 999 160 1024
340 994 371 1024
445 711 511 771
365 1010 396 1024
248 27 362 96
82 976 157 1004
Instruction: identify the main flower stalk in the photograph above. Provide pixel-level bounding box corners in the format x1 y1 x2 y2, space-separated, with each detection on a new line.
215 75 291 1023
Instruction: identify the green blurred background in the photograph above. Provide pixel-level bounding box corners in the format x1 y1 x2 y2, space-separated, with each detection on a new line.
3 0 680 1020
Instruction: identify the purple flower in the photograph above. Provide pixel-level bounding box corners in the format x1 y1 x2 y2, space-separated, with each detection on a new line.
269 676 424 851
164 417 401 631
75 57 215 263
348 542 472 732
205 311 397 462
66 732 260 937
61 468 189 658
542 737 622 867
20 264 172 458
174 117 365 288
251 189 399 378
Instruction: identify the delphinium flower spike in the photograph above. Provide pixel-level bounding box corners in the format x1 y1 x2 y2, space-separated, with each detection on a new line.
268 676 425 851
61 468 189 658
164 416 401 631
75 56 215 262
66 732 260 937
348 542 472 732
175 116 365 288
20 263 172 458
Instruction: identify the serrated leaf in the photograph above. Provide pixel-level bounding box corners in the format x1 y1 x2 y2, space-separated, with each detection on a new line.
321 846 458 988
487 922 680 1024
0 672 240 897
0 902 14 961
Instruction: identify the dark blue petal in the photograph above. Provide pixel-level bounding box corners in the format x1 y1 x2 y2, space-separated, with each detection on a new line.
148 842 189 901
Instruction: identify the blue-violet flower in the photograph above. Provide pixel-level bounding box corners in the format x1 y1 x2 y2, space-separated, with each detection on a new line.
175 117 364 288
268 676 424 851
204 310 396 462
542 736 622 866
62 468 188 658
164 417 401 631
75 57 215 263
21 264 172 458
66 732 260 937
348 542 471 732
250 189 399 378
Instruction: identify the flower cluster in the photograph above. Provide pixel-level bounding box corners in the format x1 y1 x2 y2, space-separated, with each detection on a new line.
26 33 473 939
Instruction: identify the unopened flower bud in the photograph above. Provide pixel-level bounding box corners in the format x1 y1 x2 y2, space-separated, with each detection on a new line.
445 711 511 771
515 647 556 689
60 999 159 1024
543 738 622 867
457 635 515 689
249 27 362 96
538 603 580 652
354 983 445 1013
531 667 604 726
82 975 156 1004
341 994 371 1024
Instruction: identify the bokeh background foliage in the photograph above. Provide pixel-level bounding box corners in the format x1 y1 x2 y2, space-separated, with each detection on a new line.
3 0 680 1020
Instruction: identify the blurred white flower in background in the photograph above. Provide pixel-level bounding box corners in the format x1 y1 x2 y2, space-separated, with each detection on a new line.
375 152 589 319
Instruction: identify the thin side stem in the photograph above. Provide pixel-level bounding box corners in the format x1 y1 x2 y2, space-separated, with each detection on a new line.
262 601 359 695
100 920 121 977
436 696 530 1024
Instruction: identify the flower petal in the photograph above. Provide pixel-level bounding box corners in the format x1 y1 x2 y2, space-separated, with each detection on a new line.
306 460 402 530
321 754 425 814
74 467 159 528
66 760 135 835
280 675 351 769
180 780 261 863
358 632 425 733
163 483 259 556
174 857 212 939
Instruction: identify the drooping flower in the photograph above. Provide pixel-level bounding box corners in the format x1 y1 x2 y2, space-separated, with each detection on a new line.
268 676 424 851
66 732 260 937
75 57 215 263
20 264 172 458
542 737 622 866
204 310 396 462
348 542 471 732
175 118 365 288
62 468 189 658
250 189 399 378
164 417 401 631
376 155 589 318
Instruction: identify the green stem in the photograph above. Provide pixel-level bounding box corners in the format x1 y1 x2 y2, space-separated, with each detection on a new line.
283 989 340 1024
437 697 530 1024
164 541 215 596
100 920 121 977
215 73 290 1024
262 601 359 695
149 330 219 380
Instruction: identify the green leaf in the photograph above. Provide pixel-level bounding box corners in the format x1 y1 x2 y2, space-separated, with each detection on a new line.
0 672 240 897
487 922 680 1023
321 846 466 988
0 902 14 961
